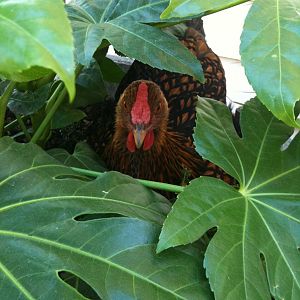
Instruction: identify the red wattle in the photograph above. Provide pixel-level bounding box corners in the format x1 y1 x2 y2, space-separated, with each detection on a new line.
143 130 154 151
126 132 136 152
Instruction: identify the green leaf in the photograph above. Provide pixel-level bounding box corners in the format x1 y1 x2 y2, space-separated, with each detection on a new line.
0 0 75 99
97 56 125 83
160 0 244 19
48 141 107 172
0 137 213 299
73 59 107 107
240 0 300 128
51 106 86 130
8 83 51 116
158 98 300 299
66 0 204 82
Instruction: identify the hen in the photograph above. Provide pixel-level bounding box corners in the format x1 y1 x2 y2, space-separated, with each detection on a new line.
103 20 233 186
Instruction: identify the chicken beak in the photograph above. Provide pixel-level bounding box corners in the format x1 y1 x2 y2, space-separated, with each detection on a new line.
133 124 147 149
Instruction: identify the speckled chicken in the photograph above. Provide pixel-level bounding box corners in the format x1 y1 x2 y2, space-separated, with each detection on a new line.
103 20 233 186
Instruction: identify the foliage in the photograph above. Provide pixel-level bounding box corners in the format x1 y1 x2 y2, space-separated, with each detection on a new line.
0 0 299 299
0 137 213 300
48 141 107 171
240 0 300 127
161 0 248 19
161 0 300 128
0 0 75 99
158 98 300 299
66 0 204 81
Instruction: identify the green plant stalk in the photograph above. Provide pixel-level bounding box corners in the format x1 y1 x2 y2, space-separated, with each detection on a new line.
31 65 83 144
0 81 16 137
16 115 31 141
31 86 67 143
71 167 185 194
45 82 64 114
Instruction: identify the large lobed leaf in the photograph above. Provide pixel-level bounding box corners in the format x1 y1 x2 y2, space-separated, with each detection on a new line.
158 98 300 299
0 137 213 299
0 0 75 99
240 0 300 128
160 0 242 19
66 0 204 82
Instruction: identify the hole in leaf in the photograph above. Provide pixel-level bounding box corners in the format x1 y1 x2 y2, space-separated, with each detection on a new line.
259 253 275 300
58 270 101 300
232 106 242 137
74 213 124 221
259 253 267 274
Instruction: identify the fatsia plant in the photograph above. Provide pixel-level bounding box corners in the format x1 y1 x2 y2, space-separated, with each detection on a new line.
0 0 76 143
1 0 300 299
161 0 300 128
66 0 204 81
0 138 214 299
158 98 300 300
0 0 206 146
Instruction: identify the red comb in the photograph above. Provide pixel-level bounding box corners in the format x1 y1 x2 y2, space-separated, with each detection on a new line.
131 82 150 124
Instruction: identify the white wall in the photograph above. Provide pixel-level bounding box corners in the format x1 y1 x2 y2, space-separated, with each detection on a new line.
203 2 255 104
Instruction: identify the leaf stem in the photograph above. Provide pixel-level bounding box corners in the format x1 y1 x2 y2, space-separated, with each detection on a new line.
0 81 16 137
31 84 66 143
138 178 184 193
70 167 184 194
45 82 64 114
16 115 31 141
31 65 83 144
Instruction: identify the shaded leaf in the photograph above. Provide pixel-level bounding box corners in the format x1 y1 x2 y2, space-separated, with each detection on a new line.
97 55 125 83
66 0 204 82
0 0 75 99
0 137 212 299
160 0 239 19
240 0 300 127
8 83 51 116
48 141 106 172
15 72 56 92
74 59 107 107
52 106 86 129
158 98 300 299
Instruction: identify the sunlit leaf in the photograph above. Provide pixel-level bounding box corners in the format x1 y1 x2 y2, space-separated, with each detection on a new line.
240 0 300 127
0 0 75 99
160 0 240 19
